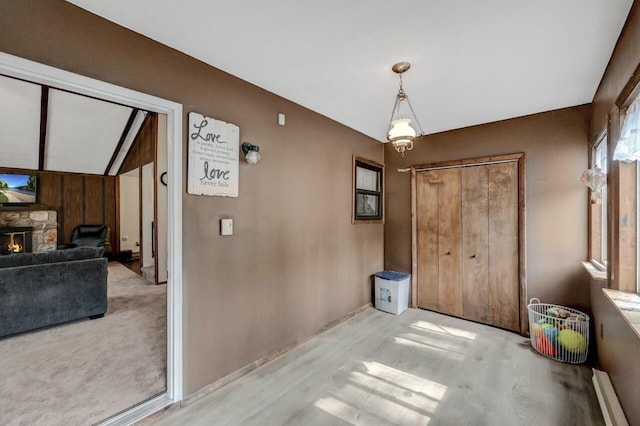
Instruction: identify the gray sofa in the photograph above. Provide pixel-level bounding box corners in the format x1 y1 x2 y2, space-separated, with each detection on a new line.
0 247 107 338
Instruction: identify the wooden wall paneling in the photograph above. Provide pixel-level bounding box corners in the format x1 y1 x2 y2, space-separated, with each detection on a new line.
104 176 118 255
38 172 62 210
607 112 619 287
617 162 637 292
119 113 156 175
118 132 138 174
83 175 104 224
416 171 439 311
38 172 62 245
461 165 490 324
437 168 463 317
119 135 139 174
488 162 520 331
146 113 157 165
62 174 84 244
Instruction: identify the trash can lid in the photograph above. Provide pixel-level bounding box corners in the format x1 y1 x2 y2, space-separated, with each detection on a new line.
374 270 411 281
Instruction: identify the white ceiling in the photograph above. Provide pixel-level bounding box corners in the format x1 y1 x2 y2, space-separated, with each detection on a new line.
46 89 133 174
66 1 631 140
0 75 145 175
0 77 41 169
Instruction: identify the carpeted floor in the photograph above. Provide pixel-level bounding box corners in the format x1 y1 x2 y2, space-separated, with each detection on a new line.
0 262 167 426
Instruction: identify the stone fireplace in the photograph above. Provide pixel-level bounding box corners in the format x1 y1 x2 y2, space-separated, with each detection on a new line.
0 211 57 254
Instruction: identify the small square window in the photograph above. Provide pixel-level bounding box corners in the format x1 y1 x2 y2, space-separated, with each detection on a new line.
353 157 384 222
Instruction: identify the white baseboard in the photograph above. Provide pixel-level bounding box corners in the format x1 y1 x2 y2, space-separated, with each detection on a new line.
592 368 628 426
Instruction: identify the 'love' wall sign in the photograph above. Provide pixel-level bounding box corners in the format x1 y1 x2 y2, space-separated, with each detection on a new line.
188 112 239 197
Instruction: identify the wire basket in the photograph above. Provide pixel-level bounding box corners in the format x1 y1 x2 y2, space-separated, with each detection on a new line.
527 298 590 364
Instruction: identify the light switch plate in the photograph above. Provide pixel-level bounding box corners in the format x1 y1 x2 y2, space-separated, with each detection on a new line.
220 218 233 236
277 113 285 126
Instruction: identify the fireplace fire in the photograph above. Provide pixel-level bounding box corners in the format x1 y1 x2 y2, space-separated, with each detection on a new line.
7 233 23 253
0 227 33 255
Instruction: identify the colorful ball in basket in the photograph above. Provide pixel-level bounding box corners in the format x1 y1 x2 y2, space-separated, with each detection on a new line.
558 329 587 353
530 322 543 337
543 326 559 344
536 335 557 357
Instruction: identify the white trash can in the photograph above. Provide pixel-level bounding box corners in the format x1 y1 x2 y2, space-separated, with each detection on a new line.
374 271 410 315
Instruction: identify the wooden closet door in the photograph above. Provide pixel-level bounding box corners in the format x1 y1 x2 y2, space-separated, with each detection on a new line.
416 171 438 311
415 159 521 332
416 168 463 317
461 165 491 324
487 162 520 331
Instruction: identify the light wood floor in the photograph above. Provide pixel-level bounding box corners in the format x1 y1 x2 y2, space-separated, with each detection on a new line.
154 308 603 426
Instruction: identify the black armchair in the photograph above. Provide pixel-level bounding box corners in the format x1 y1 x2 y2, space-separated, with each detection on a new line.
69 225 112 257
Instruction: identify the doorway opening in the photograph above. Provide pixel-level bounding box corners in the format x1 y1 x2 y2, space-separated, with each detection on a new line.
0 52 183 425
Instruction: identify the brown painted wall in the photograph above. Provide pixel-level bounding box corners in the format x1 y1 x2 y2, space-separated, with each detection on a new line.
590 280 640 425
384 105 592 312
589 3 640 424
591 2 640 138
0 1 383 396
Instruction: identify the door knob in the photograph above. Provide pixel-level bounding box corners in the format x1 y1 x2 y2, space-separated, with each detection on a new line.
446 251 451 255
471 254 477 259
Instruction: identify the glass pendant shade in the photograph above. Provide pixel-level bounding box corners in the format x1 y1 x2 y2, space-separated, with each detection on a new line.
388 118 416 140
388 118 415 155
386 63 424 156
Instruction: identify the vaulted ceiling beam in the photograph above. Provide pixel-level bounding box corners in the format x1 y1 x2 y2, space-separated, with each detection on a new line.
38 86 49 171
105 108 139 175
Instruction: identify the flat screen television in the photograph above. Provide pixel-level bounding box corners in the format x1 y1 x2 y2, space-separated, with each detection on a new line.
0 173 37 205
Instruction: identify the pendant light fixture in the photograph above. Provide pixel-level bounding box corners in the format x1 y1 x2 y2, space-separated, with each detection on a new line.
387 62 424 156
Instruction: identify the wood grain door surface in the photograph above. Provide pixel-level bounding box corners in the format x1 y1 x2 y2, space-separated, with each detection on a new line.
416 161 520 331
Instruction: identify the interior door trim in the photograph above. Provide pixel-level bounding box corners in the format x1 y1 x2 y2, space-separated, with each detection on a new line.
0 51 185 423
411 152 528 335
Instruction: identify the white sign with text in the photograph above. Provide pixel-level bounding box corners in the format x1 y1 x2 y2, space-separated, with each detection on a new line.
187 112 239 197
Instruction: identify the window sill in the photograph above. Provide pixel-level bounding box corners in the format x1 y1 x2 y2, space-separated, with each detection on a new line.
602 288 640 340
582 261 607 281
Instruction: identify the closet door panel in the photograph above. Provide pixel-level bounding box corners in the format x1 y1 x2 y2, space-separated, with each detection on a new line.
416 171 439 311
461 165 490 323
437 168 463 317
488 162 520 331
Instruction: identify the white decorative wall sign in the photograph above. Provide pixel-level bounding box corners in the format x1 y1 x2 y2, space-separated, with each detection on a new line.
188 112 239 197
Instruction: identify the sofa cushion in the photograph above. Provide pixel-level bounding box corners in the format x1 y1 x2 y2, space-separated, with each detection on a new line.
0 247 104 268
